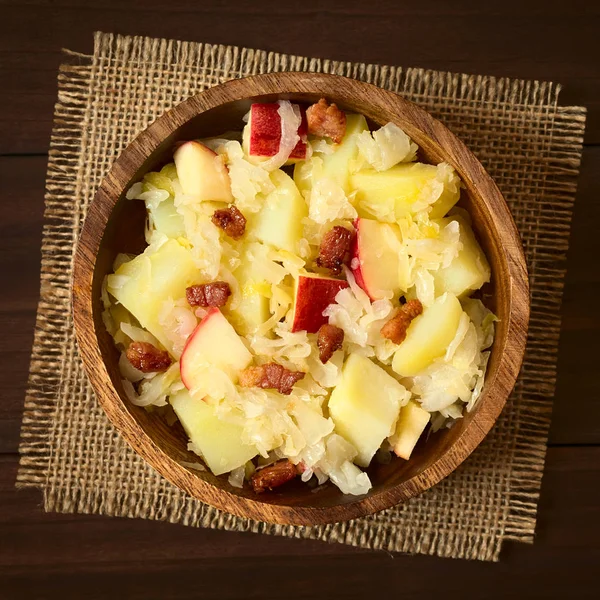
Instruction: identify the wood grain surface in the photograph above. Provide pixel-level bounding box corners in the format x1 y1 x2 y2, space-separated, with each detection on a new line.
1 1 598 598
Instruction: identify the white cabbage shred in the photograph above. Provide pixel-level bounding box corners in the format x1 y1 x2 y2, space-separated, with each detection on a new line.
412 162 461 214
357 122 418 170
217 140 275 213
307 175 358 224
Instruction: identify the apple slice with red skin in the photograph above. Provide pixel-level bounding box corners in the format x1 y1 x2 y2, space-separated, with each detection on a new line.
291 273 349 333
243 103 308 163
180 307 252 392
350 217 409 301
173 140 234 202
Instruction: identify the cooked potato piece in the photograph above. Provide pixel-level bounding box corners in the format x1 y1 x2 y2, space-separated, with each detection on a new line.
226 242 274 336
433 214 491 297
351 162 460 221
251 170 307 254
171 390 257 476
392 293 463 377
294 113 369 196
329 353 407 467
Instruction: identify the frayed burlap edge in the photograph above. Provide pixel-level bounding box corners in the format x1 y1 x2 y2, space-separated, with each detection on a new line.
17 32 586 562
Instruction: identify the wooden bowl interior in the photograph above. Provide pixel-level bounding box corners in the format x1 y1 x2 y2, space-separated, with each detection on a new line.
92 91 509 510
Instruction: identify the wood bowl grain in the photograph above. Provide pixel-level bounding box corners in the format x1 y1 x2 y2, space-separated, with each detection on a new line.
72 72 529 526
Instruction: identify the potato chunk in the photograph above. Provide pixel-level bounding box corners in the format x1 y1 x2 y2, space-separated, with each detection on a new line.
329 353 407 467
226 242 274 336
392 293 463 377
351 162 460 221
433 214 491 297
107 239 202 355
171 390 257 476
294 113 369 196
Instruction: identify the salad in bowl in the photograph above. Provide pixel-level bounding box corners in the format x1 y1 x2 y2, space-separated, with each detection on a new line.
101 96 495 497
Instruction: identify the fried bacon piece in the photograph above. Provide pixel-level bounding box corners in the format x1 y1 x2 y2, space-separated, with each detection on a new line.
186 282 231 307
126 342 172 373
317 324 345 363
306 98 347 144
211 205 246 239
316 225 354 274
380 299 424 345
238 363 305 395
250 460 299 493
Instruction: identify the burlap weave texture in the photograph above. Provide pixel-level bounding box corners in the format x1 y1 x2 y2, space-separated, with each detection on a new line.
17 32 586 561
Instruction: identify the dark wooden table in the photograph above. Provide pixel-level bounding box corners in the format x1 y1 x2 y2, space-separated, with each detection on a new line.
1 1 599 598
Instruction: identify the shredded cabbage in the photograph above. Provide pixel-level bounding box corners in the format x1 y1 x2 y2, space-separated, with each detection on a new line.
323 268 394 349
120 322 161 347
309 138 335 155
118 352 146 382
302 217 354 249
180 460 207 472
123 362 180 407
390 212 463 307
402 217 462 270
328 461 371 495
177 208 222 279
356 122 418 171
413 162 461 214
157 298 198 359
218 140 275 213
315 434 372 495
307 175 358 224
249 322 312 364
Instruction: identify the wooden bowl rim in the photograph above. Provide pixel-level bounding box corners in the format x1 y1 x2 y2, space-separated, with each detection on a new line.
73 72 529 525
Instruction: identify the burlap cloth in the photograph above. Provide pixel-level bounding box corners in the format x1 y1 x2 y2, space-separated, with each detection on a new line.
17 32 586 562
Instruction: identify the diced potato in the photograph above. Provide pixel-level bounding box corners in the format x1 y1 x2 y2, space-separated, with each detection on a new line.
232 290 271 337
294 113 369 196
351 163 431 219
250 170 307 253
428 183 461 220
107 239 202 355
290 399 334 446
351 162 460 221
433 215 491 297
149 197 186 239
329 353 406 467
171 390 257 476
392 293 463 377
392 400 431 459
226 242 273 336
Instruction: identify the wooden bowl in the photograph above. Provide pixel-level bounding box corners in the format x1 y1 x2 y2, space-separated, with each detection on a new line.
73 72 529 526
